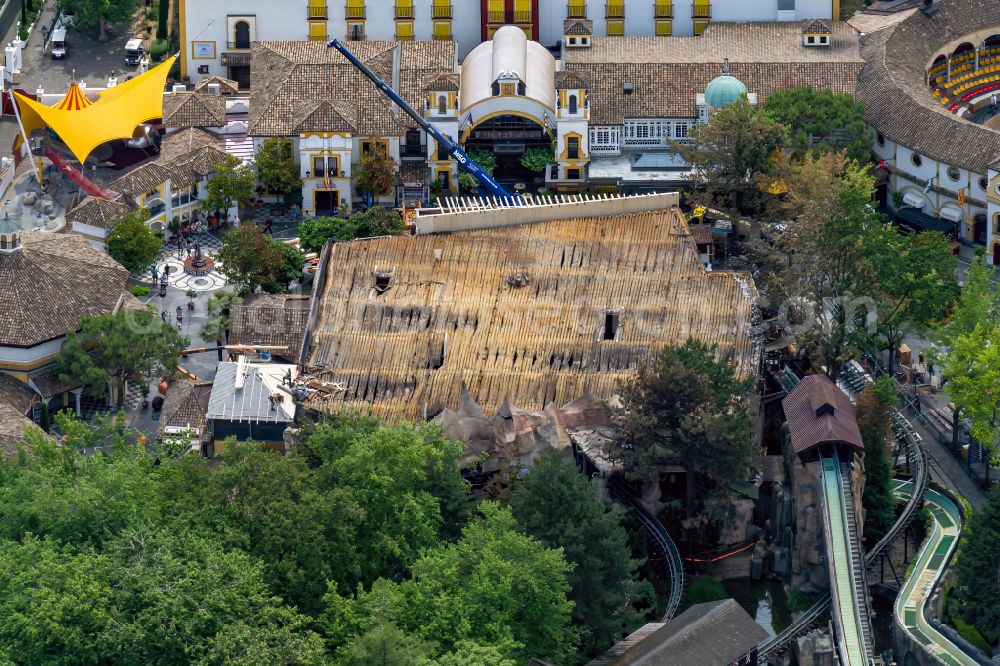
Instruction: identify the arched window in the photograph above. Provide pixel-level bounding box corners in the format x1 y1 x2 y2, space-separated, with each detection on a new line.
568 94 578 113
0 235 7 250
234 21 251 49
437 95 447 114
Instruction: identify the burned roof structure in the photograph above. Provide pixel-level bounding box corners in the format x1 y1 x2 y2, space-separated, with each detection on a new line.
303 208 759 420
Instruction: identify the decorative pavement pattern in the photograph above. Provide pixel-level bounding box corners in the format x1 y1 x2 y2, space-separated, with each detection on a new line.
146 233 227 292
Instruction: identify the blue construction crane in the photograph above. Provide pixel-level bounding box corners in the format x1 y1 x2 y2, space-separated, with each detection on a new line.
327 38 516 201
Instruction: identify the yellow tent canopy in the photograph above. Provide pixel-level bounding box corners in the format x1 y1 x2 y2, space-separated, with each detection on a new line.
13 56 176 163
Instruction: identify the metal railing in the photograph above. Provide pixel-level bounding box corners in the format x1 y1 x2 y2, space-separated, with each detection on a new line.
345 4 366 19
692 1 711 16
655 2 674 17
394 2 414 18
606 3 625 18
513 9 532 22
226 41 251 49
432 3 453 19
566 2 587 18
487 10 505 22
307 1 328 19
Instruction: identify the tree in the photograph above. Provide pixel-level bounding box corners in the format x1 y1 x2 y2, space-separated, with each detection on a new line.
106 207 163 275
216 223 285 294
355 146 396 199
940 323 1000 483
261 240 305 293
457 148 497 191
521 146 555 173
155 0 168 39
618 338 758 526
746 155 884 377
321 423 470 584
298 207 405 252
202 154 257 214
348 503 578 664
200 292 242 360
510 452 653 660
764 86 871 163
55 308 187 405
57 0 139 41
255 138 302 200
854 377 897 544
864 225 957 374
933 252 999 451
955 483 1000 643
672 95 787 221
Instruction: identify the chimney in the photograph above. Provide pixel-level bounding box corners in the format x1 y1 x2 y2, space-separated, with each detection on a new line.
207 82 221 96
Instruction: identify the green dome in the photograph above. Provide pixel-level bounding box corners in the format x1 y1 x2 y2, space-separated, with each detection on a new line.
704 73 747 108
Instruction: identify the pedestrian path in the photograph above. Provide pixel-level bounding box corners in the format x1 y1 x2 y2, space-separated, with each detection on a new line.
143 233 227 292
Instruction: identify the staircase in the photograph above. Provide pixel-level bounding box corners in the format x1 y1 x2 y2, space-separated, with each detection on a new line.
841 464 876 660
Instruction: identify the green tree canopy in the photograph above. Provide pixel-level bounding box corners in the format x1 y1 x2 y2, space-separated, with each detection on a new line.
202 154 257 213
955 483 1000 643
356 146 396 197
764 85 871 163
854 377 897 543
521 146 555 173
255 138 302 198
55 308 187 405
262 240 306 293
216 223 285 294
618 338 758 526
57 0 139 40
343 502 577 664
510 452 653 660
107 207 163 275
672 95 788 221
298 206 405 252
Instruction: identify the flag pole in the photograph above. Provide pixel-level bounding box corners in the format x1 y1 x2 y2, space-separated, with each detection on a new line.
8 89 43 188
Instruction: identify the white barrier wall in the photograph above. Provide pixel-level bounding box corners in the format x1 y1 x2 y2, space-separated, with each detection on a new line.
413 191 680 234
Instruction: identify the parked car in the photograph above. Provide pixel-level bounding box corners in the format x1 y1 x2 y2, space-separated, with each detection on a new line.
124 38 144 66
51 28 67 59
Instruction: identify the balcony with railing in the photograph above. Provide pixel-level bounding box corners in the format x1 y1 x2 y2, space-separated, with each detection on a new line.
654 2 673 17
400 142 427 159
487 9 505 22
692 2 711 17
395 2 414 18
605 3 625 18
346 24 366 40
566 2 587 18
345 4 366 19
513 9 532 22
432 3 453 19
307 0 328 19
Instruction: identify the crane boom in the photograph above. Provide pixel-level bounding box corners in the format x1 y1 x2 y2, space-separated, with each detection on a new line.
327 39 515 201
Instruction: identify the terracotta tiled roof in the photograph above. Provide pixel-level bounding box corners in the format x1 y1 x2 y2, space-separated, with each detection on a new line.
159 376 213 431
162 92 227 129
857 0 1000 173
563 19 593 36
0 401 36 456
193 75 240 94
688 223 713 245
229 295 310 359
801 18 832 33
28 365 81 400
781 374 863 455
0 373 37 415
422 72 460 92
554 70 589 89
566 22 863 124
159 128 221 162
0 232 132 347
109 162 173 198
66 195 133 230
248 40 455 137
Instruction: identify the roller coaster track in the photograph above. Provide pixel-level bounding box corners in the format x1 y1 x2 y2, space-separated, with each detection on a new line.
609 480 685 622
757 411 929 662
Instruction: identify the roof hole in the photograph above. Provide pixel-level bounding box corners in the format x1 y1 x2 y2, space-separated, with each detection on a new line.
374 272 391 295
603 310 620 341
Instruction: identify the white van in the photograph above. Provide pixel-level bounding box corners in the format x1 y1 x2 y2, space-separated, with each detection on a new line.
51 28 67 59
124 39 144 66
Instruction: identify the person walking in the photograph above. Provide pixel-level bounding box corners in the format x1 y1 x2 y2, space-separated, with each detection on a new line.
992 92 998 110
263 218 274 234
150 265 158 283
160 311 167 322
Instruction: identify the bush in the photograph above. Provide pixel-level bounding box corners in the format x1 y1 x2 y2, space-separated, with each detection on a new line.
149 39 169 62
521 147 554 173
787 589 817 613
684 577 728 608
131 286 151 297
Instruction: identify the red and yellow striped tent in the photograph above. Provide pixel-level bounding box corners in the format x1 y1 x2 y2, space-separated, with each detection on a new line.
52 82 93 111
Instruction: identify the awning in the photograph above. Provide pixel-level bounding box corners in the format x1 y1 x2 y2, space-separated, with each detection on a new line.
221 52 251 67
895 206 957 235
902 191 926 208
939 206 963 223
